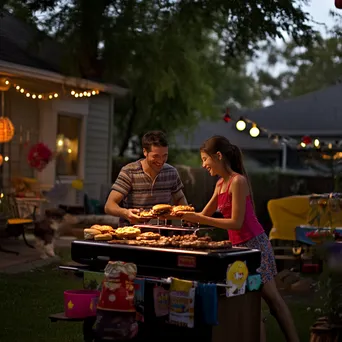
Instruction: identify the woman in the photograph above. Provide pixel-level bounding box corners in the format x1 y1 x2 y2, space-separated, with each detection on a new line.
178 135 299 342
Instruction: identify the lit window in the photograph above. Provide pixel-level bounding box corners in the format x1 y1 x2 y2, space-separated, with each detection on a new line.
56 114 81 176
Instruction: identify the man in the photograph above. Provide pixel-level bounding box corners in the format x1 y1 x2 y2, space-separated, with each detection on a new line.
105 131 188 225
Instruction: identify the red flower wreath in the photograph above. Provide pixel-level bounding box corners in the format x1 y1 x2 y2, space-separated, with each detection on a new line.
27 143 53 172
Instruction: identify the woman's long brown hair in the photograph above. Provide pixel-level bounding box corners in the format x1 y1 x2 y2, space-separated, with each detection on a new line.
200 135 255 208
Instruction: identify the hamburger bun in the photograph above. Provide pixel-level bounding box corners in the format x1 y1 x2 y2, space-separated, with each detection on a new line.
84 228 102 240
94 233 113 241
152 204 172 215
98 225 114 233
152 204 172 211
172 205 195 214
90 224 102 230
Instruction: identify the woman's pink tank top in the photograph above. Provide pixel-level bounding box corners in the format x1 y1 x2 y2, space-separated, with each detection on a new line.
217 174 264 245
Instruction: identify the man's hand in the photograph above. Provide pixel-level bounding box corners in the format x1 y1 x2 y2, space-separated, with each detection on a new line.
125 209 142 225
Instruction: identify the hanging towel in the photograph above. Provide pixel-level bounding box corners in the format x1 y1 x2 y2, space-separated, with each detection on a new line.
196 283 218 326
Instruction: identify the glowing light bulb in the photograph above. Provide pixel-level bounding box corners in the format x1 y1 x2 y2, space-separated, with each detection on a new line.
314 139 320 148
249 124 260 138
79 93 83 97
26 93 31 97
49 95 53 99
4 156 9 162
5 80 9 85
20 88 24 93
32 94 37 99
75 93 79 98
67 149 72 153
92 90 96 95
328 143 333 149
16 86 20 90
236 119 246 131
38 94 43 99
300 142 306 148
54 93 58 98
71 90 75 95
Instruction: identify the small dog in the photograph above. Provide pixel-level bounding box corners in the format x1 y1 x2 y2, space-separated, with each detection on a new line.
34 208 67 259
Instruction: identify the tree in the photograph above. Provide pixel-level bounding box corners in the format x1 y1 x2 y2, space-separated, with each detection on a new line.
1 0 316 155
256 12 342 103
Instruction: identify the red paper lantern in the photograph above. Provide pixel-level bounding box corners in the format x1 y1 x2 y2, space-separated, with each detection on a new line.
223 108 231 123
335 0 342 9
302 136 312 145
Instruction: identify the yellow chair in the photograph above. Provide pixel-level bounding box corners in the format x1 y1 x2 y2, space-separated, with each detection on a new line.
268 195 310 242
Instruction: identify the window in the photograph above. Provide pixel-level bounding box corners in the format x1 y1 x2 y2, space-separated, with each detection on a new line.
55 114 81 177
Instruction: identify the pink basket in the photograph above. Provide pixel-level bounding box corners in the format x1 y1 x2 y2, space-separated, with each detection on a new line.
64 290 100 318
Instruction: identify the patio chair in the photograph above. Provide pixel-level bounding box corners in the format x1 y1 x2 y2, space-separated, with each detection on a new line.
5 194 37 249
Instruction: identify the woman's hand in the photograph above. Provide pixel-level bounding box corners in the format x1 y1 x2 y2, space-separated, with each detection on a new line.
178 211 202 224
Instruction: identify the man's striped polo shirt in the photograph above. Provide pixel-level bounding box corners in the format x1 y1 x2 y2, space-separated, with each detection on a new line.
111 159 184 211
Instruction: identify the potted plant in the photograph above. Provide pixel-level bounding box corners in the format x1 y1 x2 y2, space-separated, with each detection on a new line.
309 193 342 341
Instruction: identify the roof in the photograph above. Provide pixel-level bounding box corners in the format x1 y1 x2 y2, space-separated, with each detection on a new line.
0 12 63 73
239 82 342 136
176 82 342 151
0 11 127 95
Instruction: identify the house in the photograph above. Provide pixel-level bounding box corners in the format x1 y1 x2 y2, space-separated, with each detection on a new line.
0 11 127 206
176 82 342 173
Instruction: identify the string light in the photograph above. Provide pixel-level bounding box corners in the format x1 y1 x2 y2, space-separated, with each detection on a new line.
222 107 342 151
70 89 99 98
3 78 100 100
249 124 260 138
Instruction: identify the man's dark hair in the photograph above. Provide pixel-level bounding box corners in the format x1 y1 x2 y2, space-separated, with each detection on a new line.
142 131 168 152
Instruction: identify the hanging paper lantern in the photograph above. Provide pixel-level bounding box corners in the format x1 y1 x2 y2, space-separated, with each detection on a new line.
301 136 312 145
223 108 231 123
0 154 3 166
27 143 53 172
0 117 15 143
335 0 342 9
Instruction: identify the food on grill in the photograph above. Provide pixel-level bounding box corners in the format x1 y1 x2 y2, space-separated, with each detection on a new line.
139 210 156 219
171 205 195 216
107 233 231 250
152 204 173 216
115 226 141 239
208 240 232 249
94 233 113 241
84 228 102 240
136 232 161 240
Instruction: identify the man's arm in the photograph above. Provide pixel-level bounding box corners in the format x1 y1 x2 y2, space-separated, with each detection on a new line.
105 190 129 218
105 190 141 223
171 170 188 205
104 168 141 223
172 190 188 205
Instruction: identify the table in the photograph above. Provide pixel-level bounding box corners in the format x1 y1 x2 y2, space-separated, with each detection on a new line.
295 226 342 245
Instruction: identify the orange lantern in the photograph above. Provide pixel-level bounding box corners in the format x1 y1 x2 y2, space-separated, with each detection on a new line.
0 154 3 166
0 117 15 143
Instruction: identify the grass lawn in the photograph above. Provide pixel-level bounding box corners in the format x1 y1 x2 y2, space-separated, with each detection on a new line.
0 248 317 342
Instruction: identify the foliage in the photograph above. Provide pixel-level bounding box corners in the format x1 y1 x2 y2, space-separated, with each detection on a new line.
1 0 317 155
255 11 342 103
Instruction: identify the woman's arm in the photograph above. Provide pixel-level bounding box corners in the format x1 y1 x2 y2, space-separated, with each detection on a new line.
201 182 220 216
180 176 248 230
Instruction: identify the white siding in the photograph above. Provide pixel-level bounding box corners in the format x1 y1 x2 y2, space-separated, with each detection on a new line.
3 89 39 190
84 94 112 200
